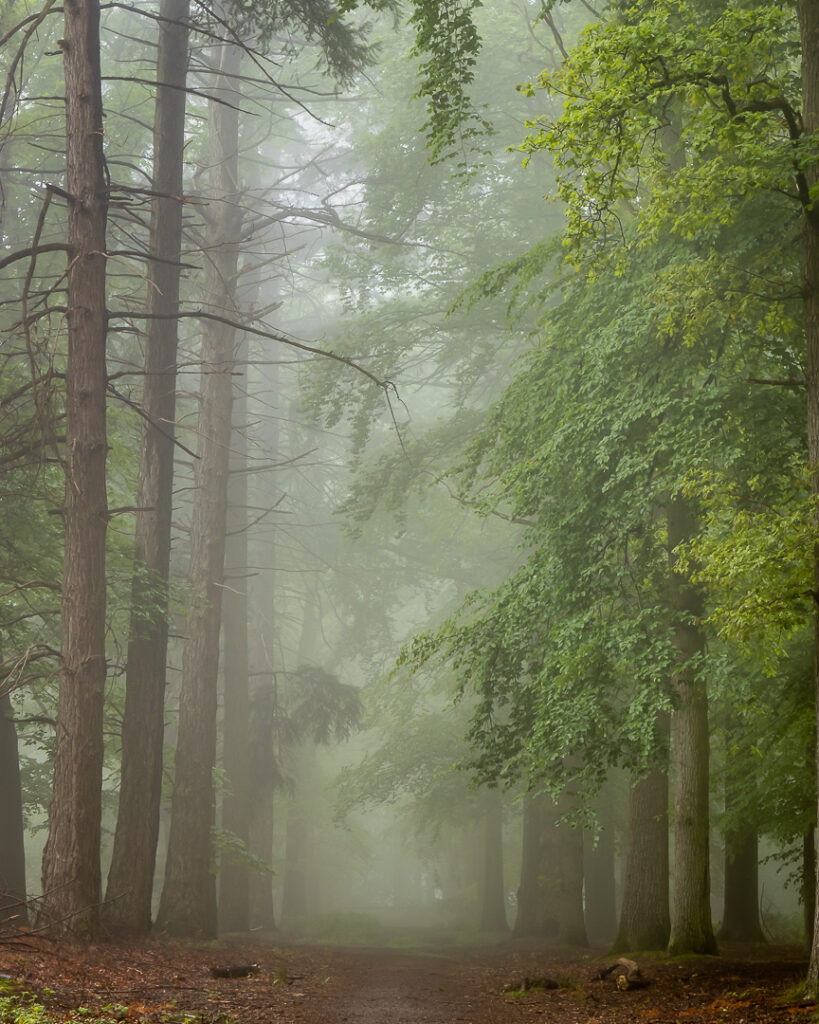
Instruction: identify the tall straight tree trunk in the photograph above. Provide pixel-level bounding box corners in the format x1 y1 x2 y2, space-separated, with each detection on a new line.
802 0 819 995
219 335 250 932
615 716 670 951
719 723 763 942
513 789 586 944
514 791 543 935
156 37 242 938
583 784 617 946
667 497 716 955
40 0 108 940
104 0 190 935
0 686 26 925
248 680 277 930
479 787 508 931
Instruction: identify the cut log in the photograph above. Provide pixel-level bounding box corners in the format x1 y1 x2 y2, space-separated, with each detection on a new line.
593 957 648 990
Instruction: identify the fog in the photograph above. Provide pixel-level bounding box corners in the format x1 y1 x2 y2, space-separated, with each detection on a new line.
0 0 812 957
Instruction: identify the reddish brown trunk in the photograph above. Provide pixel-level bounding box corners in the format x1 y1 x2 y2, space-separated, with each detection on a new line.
104 0 190 936
40 0 108 940
156 37 242 938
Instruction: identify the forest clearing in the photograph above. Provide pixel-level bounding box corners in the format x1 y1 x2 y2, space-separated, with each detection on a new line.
0 936 812 1024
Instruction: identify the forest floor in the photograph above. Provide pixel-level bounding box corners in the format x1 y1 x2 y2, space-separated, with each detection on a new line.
0 932 814 1024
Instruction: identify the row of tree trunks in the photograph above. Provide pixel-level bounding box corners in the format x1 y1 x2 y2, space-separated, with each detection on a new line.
155 34 243 938
39 0 109 941
104 0 191 936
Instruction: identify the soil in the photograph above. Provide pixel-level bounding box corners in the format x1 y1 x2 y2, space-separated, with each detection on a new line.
0 935 813 1024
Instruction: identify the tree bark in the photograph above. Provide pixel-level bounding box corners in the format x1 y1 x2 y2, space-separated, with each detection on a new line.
514 791 543 935
104 0 190 936
0 687 27 925
156 37 242 938
219 339 250 932
39 0 108 941
479 787 508 931
614 718 670 952
666 498 717 956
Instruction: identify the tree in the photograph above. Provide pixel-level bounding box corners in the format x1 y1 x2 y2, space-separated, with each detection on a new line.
39 0 109 940
104 0 191 937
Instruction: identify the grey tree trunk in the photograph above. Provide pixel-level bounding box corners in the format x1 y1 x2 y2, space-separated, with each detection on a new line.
667 497 716 955
479 787 508 932
156 37 242 938
614 718 670 951
39 0 108 941
719 724 763 942
514 790 587 944
219 335 250 932
104 0 190 936
0 687 26 925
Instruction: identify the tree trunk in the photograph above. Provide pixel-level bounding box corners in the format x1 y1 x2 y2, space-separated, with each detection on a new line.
514 790 586 944
614 718 670 952
248 681 277 930
802 0 819 994
39 0 108 941
514 791 543 935
805 828 816 948
583 824 616 946
0 687 27 925
219 344 250 932
667 497 717 956
719 724 763 943
479 787 508 931
156 37 242 939
280 772 310 925
104 0 190 936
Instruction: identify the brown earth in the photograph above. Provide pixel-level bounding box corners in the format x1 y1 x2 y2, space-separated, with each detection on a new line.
0 935 813 1024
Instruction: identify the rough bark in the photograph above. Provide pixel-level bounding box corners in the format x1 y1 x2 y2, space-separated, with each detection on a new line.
104 0 190 936
479 787 508 932
0 687 27 924
156 37 241 939
666 498 717 956
219 347 250 932
614 718 670 952
39 0 108 941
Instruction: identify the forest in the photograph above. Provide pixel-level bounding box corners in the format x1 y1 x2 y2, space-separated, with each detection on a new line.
1 0 819 1021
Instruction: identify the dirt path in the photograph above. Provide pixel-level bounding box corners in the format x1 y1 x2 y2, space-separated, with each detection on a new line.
1 934 810 1024
306 949 509 1024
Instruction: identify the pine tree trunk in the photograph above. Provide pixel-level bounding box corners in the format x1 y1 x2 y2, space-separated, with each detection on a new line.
667 498 716 956
0 687 27 925
479 787 508 931
104 0 190 936
804 828 816 947
615 718 670 951
219 341 250 932
156 37 242 939
40 0 108 941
